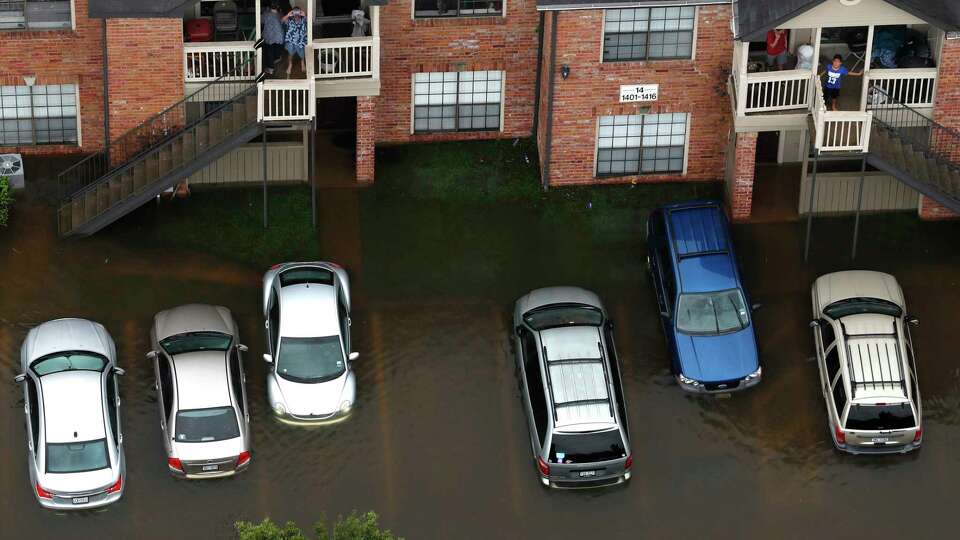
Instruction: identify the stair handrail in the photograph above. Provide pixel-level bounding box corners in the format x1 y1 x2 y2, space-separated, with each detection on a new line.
58 55 258 200
870 85 960 172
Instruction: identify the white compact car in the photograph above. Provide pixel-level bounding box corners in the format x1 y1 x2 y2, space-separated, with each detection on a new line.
15 318 126 509
811 271 922 454
263 262 358 424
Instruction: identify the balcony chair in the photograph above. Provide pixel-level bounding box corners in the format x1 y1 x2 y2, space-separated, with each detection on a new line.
213 1 240 41
844 29 868 70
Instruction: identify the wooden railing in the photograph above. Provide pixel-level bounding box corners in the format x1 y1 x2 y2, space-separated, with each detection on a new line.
184 42 258 83
312 36 379 80
259 80 314 121
740 69 812 113
865 68 938 109
813 78 872 153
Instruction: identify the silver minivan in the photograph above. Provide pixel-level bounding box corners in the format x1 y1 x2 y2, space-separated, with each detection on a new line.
148 304 252 478
15 318 126 509
513 287 632 488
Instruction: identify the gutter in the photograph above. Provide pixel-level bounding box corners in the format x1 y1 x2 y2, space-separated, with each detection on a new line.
102 19 110 161
541 11 558 191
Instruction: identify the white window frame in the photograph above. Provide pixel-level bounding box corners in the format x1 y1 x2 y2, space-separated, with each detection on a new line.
0 0 76 32
594 112 690 178
410 70 505 134
0 82 81 146
599 6 698 63
411 0 506 20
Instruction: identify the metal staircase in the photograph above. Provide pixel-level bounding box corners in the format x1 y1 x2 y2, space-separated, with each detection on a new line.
866 87 960 213
57 59 261 237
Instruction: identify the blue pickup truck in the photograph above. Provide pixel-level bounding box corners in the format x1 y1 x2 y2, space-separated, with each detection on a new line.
646 201 761 393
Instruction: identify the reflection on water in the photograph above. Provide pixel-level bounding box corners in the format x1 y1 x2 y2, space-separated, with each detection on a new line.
2 159 960 539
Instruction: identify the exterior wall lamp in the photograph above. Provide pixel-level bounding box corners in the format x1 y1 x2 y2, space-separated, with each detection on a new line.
560 65 570 79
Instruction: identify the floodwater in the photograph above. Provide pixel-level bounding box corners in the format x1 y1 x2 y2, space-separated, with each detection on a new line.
3 157 960 540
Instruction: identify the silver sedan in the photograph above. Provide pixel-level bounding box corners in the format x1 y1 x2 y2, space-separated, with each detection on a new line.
263 262 358 425
15 318 126 510
148 304 252 478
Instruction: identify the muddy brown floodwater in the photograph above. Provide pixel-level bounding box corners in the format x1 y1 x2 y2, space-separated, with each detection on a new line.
2 159 960 540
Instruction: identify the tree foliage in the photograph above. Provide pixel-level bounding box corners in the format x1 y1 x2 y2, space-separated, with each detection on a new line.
236 512 400 540
0 176 12 227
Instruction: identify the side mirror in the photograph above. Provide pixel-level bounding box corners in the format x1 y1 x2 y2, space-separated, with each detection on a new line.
515 326 524 337
606 320 615 330
263 354 273 364
751 303 762 312
348 352 360 361
145 350 158 360
237 344 249 352
809 319 821 328
13 373 26 384
114 367 126 376
906 316 919 327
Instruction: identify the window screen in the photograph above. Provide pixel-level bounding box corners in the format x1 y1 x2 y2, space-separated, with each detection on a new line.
0 84 78 145
413 71 502 133
0 0 72 31
596 113 687 177
603 7 695 62
414 0 502 18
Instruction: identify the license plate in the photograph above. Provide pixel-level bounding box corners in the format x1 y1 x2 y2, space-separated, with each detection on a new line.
578 470 597 478
871 437 889 443
202 464 219 471
72 496 89 504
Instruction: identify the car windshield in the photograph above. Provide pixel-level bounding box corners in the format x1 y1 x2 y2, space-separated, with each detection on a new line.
32 352 107 377
824 297 904 319
845 402 916 431
676 289 749 335
523 304 603 331
46 439 110 473
277 336 345 383
279 267 334 287
174 407 240 443
548 429 626 464
160 332 232 355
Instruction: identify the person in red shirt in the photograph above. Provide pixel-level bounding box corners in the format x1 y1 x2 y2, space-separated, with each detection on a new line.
766 29 788 70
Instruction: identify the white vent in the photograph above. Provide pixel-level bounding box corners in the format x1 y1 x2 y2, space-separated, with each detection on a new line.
0 154 25 189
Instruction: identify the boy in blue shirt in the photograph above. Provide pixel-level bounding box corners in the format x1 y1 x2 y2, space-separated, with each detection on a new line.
820 54 863 111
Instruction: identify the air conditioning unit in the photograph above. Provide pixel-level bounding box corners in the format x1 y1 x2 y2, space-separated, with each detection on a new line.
0 153 25 190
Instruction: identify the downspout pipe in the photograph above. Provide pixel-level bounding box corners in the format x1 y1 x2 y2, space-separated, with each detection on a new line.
102 18 110 165
541 11 558 192
532 11 545 137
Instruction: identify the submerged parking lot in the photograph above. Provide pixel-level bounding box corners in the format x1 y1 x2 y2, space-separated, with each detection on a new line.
3 152 960 539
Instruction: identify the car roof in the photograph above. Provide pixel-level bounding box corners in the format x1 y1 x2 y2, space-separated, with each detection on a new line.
154 304 234 342
677 254 738 293
516 287 604 316
539 326 616 431
41 371 106 444
172 351 232 410
279 283 340 338
844 334 908 402
25 318 112 363
665 203 729 258
815 271 905 311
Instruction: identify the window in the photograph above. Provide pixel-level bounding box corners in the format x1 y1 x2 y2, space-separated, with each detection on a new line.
413 71 502 133
32 352 107 376
279 267 333 287
676 289 749 335
26 378 39 453
174 407 241 443
106 373 120 445
0 1 73 31
603 7 695 62
158 356 175 420
845 403 915 431
604 327 628 437
819 321 836 349
414 0 502 18
831 379 847 416
548 430 626 464
0 84 78 145
596 113 687 177
160 332 232 355
229 349 245 416
825 345 840 381
269 291 280 354
522 304 603 331
520 329 548 445
276 336 346 383
46 439 110 473
337 292 349 347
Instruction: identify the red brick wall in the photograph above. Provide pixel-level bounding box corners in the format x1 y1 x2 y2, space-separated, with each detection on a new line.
356 95 376 183
0 0 104 155
924 36 960 219
541 5 733 186
374 0 539 144
105 19 184 141
729 132 757 222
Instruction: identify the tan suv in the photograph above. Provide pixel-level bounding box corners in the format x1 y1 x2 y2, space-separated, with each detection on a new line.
810 271 922 454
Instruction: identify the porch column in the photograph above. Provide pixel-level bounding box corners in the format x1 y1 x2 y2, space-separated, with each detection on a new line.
729 132 758 222
356 95 377 184
859 25 875 111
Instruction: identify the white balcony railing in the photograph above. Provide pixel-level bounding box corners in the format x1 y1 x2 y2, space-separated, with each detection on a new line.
741 69 812 113
813 78 873 153
312 36 380 80
184 42 257 83
258 80 315 121
866 68 938 109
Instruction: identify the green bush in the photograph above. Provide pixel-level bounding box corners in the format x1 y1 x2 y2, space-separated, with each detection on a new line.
236 512 401 540
0 176 12 227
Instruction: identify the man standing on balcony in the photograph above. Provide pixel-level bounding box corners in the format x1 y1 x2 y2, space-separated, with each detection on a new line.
820 54 863 111
766 29 788 70
262 2 284 76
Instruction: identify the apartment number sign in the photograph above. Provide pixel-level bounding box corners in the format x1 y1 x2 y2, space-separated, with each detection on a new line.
619 84 659 103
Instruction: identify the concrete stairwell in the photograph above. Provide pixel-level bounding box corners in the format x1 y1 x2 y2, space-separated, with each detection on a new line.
867 124 960 214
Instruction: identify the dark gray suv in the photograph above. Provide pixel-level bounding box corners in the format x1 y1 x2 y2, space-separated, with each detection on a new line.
512 287 632 488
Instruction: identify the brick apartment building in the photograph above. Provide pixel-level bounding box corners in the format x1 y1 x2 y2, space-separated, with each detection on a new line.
2 0 959 237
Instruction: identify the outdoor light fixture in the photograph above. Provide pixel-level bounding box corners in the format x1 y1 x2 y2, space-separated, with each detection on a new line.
22 75 36 86
560 65 570 79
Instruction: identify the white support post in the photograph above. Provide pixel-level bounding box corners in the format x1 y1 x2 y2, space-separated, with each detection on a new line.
371 5 380 37
809 27 822 112
736 41 748 116
306 0 315 80
255 0 263 75
860 25 875 111
371 6 381 79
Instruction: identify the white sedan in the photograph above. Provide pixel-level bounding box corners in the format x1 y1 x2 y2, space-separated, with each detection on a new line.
263 261 358 424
